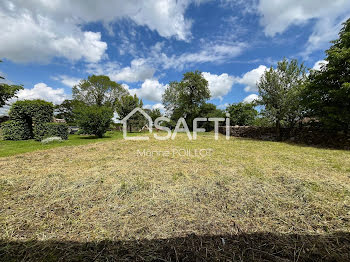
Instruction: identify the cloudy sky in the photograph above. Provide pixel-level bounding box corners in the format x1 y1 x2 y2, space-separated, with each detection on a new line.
1 0 349 114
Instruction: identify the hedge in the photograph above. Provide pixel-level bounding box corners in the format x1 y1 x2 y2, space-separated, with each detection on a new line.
9 100 54 123
33 123 69 141
1 120 32 140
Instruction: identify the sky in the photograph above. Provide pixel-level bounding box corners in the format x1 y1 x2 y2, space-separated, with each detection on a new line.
1 0 350 115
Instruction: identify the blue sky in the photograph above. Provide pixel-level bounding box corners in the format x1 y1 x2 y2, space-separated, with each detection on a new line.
1 0 350 115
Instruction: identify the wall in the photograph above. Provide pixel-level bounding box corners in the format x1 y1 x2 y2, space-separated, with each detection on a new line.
219 126 350 149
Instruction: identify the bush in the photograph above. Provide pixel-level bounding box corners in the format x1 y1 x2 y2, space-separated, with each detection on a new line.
2 100 55 141
75 105 114 138
41 136 63 144
10 100 53 123
1 120 32 140
34 123 69 141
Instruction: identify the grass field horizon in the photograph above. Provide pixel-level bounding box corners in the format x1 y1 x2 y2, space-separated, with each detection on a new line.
1 133 350 261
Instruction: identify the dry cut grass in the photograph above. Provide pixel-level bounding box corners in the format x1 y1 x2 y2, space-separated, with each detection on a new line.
1 133 350 261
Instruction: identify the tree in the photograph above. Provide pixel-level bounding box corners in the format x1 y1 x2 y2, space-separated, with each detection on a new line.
72 75 128 109
258 58 307 138
144 108 162 122
197 103 225 131
75 105 114 138
115 94 144 132
55 99 85 124
226 102 258 126
0 60 23 107
162 71 210 129
302 18 350 133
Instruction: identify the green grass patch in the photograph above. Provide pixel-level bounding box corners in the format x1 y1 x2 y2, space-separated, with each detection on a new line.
0 131 126 157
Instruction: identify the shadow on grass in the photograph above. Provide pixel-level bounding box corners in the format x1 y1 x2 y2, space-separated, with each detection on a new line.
1 232 349 261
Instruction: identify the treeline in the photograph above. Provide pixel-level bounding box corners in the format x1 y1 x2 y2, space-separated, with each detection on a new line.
1 19 349 139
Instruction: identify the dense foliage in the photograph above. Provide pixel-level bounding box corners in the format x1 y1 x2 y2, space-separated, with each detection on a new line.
33 123 69 141
196 103 225 131
162 71 210 129
55 99 85 124
10 100 54 123
115 94 145 131
2 100 55 140
73 75 128 109
75 105 114 138
1 120 32 140
302 18 350 132
1 100 68 141
258 58 307 137
226 102 258 126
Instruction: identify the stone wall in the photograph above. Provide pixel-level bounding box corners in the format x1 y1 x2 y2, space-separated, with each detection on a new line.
219 126 350 149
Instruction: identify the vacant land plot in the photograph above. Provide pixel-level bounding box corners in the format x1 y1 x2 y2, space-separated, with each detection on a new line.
1 133 350 261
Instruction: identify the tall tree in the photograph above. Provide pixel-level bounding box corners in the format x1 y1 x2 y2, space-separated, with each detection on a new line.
226 102 258 126
115 94 144 132
162 71 210 129
258 58 307 138
144 108 162 122
55 99 85 124
72 75 128 109
302 18 350 133
0 60 23 108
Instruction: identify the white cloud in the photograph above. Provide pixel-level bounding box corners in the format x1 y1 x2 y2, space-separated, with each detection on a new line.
110 59 156 83
238 65 267 93
0 105 10 116
0 82 69 116
312 60 328 71
0 0 196 63
144 103 165 112
53 75 81 87
257 0 350 55
202 72 236 100
158 42 246 70
0 7 107 63
217 103 229 110
243 94 260 103
128 79 168 103
16 83 69 105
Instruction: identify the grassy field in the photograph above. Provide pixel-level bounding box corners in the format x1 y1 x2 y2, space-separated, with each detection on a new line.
0 131 126 157
1 133 350 261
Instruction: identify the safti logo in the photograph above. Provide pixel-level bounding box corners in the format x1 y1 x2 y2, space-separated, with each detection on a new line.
121 107 231 141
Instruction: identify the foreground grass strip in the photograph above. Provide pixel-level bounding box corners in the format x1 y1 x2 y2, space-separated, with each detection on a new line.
1 134 350 261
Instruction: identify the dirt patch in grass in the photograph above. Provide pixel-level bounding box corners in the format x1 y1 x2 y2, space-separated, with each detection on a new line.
1 134 350 261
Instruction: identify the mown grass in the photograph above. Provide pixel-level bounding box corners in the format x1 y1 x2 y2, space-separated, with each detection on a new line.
0 133 350 261
0 131 126 157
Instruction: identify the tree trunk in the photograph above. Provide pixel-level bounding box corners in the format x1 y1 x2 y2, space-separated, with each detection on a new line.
276 120 281 141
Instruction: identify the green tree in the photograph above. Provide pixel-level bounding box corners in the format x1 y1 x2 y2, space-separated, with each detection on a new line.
75 105 113 138
302 18 350 133
226 102 258 126
144 108 162 122
72 75 128 109
162 70 210 129
197 103 225 131
258 58 307 138
0 60 23 107
55 99 85 124
115 94 144 132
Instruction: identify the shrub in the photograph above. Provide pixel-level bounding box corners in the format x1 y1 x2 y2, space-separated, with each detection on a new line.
1 120 32 140
41 136 63 144
75 105 114 138
2 100 55 141
34 123 69 141
10 100 53 123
